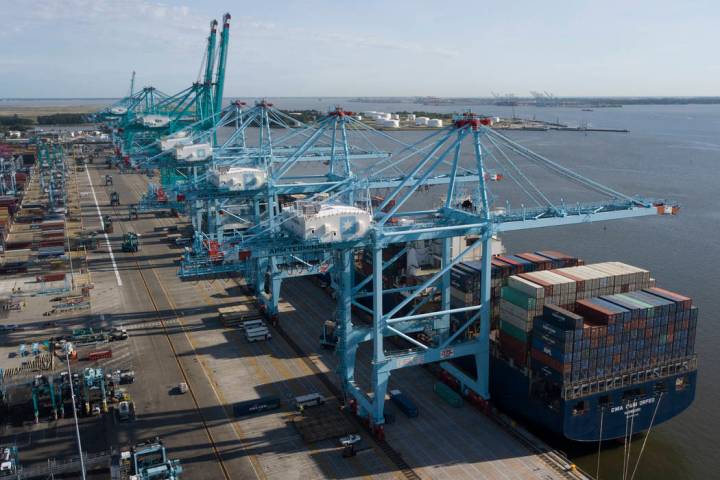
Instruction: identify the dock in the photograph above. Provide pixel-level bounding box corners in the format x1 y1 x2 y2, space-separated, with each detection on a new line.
0 135 597 478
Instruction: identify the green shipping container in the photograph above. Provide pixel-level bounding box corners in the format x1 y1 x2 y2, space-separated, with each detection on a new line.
434 382 463 408
500 320 528 343
501 286 537 310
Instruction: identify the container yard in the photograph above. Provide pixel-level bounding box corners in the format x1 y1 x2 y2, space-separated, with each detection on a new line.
0 8 702 480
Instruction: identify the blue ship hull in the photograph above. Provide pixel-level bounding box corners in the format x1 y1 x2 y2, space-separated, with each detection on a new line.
489 355 697 442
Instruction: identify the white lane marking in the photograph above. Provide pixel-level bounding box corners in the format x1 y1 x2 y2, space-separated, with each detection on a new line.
85 168 123 286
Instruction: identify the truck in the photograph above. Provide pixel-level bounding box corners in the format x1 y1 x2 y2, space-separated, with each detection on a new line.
109 328 129 341
319 320 338 349
389 389 419 418
119 370 135 384
121 232 140 253
118 400 135 421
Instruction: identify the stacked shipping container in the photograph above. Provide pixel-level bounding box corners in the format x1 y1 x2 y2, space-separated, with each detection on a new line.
492 261 698 386
450 251 583 336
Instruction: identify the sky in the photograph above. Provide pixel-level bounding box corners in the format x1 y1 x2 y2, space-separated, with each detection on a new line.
0 0 718 98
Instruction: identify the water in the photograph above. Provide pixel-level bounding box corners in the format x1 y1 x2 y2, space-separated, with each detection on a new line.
15 98 720 478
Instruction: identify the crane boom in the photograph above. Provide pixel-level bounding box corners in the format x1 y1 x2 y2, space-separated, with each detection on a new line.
214 13 231 115
204 20 218 86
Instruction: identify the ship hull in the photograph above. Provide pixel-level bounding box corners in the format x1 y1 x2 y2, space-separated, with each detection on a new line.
489 355 697 442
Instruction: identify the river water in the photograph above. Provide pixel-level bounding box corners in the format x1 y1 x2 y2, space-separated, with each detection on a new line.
15 97 719 479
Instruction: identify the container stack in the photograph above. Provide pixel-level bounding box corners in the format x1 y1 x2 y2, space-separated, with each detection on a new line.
530 286 697 385
0 196 18 251
449 251 583 339
498 261 663 373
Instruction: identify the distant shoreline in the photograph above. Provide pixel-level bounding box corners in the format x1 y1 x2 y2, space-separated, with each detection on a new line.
2 96 720 106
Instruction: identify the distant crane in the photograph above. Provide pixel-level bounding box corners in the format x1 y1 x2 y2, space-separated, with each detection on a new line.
129 70 136 97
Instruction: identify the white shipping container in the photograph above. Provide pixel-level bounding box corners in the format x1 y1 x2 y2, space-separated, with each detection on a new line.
507 276 545 299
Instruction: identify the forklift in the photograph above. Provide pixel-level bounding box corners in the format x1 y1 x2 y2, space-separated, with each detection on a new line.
103 215 113 234
121 232 140 253
105 174 113 186
110 191 120 206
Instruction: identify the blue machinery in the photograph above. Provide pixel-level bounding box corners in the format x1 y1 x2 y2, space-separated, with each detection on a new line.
118 438 182 480
99 13 678 436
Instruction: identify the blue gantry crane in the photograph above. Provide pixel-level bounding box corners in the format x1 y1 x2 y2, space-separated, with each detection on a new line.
193 111 676 436
100 13 231 169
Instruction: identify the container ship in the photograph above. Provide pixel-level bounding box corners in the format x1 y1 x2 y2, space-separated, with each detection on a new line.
352 244 698 443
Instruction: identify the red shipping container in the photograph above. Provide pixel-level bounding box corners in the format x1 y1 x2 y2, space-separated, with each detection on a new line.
37 273 66 282
87 350 112 361
515 252 552 270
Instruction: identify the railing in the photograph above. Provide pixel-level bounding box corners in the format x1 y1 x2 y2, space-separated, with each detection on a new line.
562 355 697 400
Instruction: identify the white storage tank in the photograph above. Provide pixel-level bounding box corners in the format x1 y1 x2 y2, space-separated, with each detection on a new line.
354 115 363 121
407 114 416 121
281 202 372 243
174 143 212 162
391 113 400 120
415 116 429 126
383 119 400 128
137 115 171 128
209 166 266 190
428 118 443 127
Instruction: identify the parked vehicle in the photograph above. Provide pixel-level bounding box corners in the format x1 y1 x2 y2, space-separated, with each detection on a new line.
118 400 134 421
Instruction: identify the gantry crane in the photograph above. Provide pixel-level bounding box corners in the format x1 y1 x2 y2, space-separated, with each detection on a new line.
99 13 231 167
198 111 676 436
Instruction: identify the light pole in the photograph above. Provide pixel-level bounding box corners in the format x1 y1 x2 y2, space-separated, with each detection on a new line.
65 349 87 480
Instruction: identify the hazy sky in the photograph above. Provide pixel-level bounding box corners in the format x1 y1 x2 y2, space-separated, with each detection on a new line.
1 0 718 98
